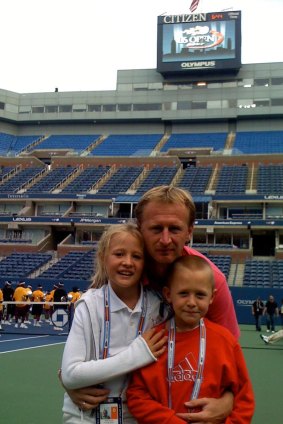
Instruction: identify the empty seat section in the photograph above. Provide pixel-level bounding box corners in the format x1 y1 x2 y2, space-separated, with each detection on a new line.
243 259 275 287
98 166 143 195
160 133 227 152
61 166 110 194
89 134 161 156
0 133 43 155
234 131 283 154
26 167 77 193
38 250 95 281
0 167 43 194
206 255 232 279
0 252 52 279
257 164 283 194
136 166 178 194
32 134 100 153
178 165 212 194
215 165 248 194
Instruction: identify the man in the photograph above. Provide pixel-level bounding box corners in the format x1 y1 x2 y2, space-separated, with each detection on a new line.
31 284 45 327
53 282 67 310
263 294 279 333
53 282 68 331
252 296 264 331
13 281 29 329
63 186 238 422
135 185 239 339
68 286 81 304
2 281 14 324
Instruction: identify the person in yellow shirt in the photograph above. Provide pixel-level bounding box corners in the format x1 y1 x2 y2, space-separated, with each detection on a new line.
32 285 45 327
48 283 58 321
68 287 81 304
13 282 29 329
43 291 54 324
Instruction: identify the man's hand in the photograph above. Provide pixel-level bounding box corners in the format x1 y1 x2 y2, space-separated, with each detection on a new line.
176 393 234 423
65 386 110 411
58 368 109 411
142 328 167 358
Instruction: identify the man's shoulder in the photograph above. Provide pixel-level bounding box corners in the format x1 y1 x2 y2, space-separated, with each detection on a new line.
205 318 237 344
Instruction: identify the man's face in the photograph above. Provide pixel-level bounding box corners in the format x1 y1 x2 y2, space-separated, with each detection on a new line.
139 201 193 265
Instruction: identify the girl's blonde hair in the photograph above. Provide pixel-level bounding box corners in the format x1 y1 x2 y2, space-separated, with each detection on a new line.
89 222 144 289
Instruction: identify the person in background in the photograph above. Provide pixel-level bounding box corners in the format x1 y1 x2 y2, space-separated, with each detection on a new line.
251 296 264 331
61 223 167 423
13 282 29 329
43 290 53 324
53 282 67 310
279 298 283 328
261 329 283 345
23 284 33 324
53 282 68 331
263 294 279 333
63 185 240 423
127 256 255 423
31 284 45 327
2 281 14 324
0 286 3 330
68 286 81 304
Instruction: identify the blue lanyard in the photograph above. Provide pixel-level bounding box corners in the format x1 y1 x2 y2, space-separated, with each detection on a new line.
101 284 147 359
167 317 206 408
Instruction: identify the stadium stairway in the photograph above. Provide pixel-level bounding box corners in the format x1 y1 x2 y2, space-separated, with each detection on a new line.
228 263 245 287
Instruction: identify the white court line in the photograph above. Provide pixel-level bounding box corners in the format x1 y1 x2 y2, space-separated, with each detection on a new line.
0 341 66 354
0 335 47 343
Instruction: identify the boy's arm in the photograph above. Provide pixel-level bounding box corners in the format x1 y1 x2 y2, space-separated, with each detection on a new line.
178 344 254 424
223 344 255 423
127 372 185 424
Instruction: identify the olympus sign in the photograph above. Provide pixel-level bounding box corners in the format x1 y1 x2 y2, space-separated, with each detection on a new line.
181 61 215 68
237 299 254 306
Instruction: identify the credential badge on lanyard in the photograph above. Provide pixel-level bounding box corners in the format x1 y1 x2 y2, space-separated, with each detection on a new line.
96 285 147 424
167 317 206 408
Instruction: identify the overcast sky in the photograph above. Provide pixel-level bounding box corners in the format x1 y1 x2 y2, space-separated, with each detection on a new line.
1 0 282 93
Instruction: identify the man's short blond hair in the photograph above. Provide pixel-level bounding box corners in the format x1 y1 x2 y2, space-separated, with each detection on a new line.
135 185 196 228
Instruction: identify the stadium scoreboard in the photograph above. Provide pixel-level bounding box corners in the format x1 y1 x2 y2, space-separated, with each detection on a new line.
157 10 241 75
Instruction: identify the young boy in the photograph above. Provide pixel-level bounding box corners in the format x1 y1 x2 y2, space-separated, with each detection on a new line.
127 256 255 423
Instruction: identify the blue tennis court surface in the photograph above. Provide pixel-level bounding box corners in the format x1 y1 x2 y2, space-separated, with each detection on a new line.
0 332 67 353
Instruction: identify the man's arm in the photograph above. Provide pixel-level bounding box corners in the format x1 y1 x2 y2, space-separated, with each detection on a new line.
58 369 109 411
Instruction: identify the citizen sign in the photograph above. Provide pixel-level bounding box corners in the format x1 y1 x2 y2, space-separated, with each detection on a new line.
163 13 207 24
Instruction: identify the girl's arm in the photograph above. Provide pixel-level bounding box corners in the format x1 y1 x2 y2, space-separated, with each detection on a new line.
61 304 166 389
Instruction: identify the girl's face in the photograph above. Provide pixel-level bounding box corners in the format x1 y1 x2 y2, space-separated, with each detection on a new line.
104 232 144 295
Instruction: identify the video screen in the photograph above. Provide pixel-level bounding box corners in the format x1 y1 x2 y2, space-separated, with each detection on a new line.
157 11 241 74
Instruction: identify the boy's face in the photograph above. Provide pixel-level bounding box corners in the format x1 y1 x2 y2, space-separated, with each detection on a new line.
163 264 215 331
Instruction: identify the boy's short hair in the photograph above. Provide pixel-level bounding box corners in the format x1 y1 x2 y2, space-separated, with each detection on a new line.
165 255 215 290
